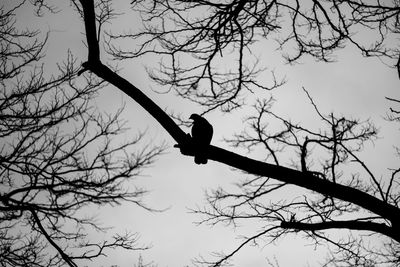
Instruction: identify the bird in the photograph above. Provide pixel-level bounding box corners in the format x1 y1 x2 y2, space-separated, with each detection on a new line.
189 113 213 164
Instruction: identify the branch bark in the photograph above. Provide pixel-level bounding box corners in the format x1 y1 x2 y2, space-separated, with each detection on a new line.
78 0 400 241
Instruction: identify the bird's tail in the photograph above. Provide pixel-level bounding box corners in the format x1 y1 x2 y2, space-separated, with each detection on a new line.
194 152 207 164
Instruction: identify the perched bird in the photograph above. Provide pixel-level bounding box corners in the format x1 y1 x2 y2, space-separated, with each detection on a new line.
189 113 213 164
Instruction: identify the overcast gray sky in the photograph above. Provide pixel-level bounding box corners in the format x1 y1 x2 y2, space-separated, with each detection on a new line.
10 1 400 266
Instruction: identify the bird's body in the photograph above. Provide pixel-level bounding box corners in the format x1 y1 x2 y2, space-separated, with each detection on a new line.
189 114 213 164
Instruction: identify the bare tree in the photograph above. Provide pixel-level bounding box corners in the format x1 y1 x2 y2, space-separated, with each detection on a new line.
0 2 163 267
50 0 400 266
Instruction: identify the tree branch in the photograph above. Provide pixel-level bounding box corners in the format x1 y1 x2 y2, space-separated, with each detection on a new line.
31 210 78 267
79 0 99 63
281 220 400 243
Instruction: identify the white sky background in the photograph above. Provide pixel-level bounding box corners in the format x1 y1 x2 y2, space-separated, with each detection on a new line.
9 1 400 266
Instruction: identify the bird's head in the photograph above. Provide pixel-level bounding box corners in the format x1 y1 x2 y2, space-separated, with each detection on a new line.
189 113 201 121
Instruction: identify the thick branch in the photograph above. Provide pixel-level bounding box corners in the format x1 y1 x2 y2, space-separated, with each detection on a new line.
79 0 188 144
207 146 400 230
79 0 99 63
281 220 400 243
82 62 189 144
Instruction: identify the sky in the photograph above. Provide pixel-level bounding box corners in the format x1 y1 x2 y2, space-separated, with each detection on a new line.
8 1 400 266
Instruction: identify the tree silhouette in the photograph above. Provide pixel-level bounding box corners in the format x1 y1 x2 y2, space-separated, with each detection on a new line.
76 0 400 266
8 0 399 266
0 2 163 267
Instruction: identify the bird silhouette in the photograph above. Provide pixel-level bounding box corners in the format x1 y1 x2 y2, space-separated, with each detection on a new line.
189 114 213 164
